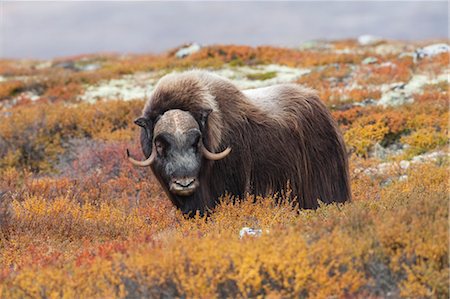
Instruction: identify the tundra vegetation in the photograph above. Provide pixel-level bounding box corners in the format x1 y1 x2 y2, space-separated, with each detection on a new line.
0 39 448 298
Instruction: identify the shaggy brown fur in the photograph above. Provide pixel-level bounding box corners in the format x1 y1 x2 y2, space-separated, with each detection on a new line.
137 70 351 212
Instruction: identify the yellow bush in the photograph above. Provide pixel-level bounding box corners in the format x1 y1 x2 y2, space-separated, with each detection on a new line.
344 120 389 157
400 128 447 156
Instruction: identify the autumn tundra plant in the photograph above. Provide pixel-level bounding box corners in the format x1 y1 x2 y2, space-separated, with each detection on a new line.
127 70 350 215
0 40 448 298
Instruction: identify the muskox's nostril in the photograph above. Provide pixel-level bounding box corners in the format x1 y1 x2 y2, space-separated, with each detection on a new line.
174 178 195 188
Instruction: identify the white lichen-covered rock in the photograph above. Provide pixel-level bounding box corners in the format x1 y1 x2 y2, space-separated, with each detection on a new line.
377 87 414 107
239 227 263 238
298 40 334 50
214 64 310 89
175 43 201 58
375 43 409 55
411 151 448 163
79 72 161 102
398 175 408 182
35 61 53 70
79 64 308 102
79 63 101 72
415 43 450 59
353 98 377 107
377 73 449 107
362 57 378 65
0 91 41 111
239 227 270 239
371 143 404 159
358 35 382 46
360 150 449 177
18 91 40 102
399 160 410 170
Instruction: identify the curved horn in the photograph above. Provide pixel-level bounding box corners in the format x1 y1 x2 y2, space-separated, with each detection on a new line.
201 145 231 161
126 148 156 167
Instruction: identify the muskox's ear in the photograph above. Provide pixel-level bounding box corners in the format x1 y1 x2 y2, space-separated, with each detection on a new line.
134 117 148 128
134 117 153 159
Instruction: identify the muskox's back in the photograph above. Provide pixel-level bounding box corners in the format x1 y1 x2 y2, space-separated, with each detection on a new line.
228 83 351 208
242 84 320 125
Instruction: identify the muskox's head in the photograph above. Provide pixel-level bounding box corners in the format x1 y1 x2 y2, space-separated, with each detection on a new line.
127 109 230 197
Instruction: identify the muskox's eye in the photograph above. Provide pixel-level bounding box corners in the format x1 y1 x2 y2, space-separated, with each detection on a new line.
154 133 174 158
192 135 200 148
155 140 165 157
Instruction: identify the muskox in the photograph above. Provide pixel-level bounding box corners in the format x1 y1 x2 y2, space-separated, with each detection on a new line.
127 70 350 215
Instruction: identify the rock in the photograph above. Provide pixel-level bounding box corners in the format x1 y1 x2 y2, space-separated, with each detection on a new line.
399 160 410 170
333 103 355 111
362 57 379 65
175 43 201 58
377 74 447 107
239 227 264 238
354 98 377 107
377 162 392 174
79 63 101 72
371 143 404 160
16 91 40 102
35 61 52 70
377 90 413 107
415 43 450 59
54 61 77 71
54 61 101 72
215 64 309 89
358 35 382 46
375 43 406 55
372 143 390 160
411 151 448 164
79 71 160 102
398 52 416 59
381 178 393 187
298 40 319 50
298 40 333 50
361 150 447 177
398 175 408 182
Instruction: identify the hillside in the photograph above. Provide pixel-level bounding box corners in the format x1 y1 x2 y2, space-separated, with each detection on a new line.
0 38 448 298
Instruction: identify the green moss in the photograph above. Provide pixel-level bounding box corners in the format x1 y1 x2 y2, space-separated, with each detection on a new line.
246 71 277 81
229 58 245 67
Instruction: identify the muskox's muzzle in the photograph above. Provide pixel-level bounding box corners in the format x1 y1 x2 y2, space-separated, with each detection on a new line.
169 177 199 196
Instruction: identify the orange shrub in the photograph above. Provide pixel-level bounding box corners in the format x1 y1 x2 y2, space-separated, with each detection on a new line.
0 100 143 172
356 60 413 85
0 80 26 99
345 88 381 102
